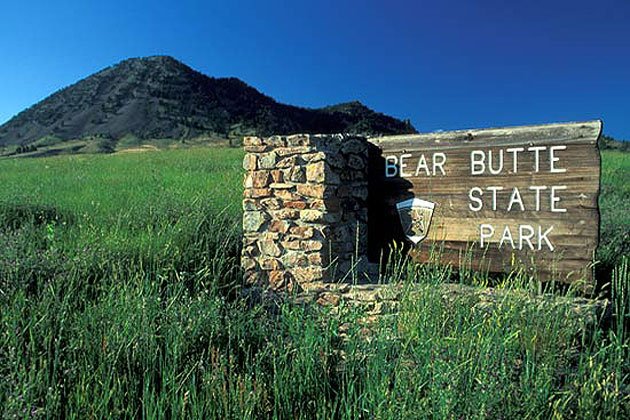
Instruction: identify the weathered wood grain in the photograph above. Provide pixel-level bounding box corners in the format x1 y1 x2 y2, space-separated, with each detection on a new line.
368 120 602 287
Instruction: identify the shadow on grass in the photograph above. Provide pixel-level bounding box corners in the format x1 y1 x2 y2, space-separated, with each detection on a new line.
0 202 75 230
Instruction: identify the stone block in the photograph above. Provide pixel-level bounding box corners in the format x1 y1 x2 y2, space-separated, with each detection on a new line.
327 153 346 168
266 136 287 147
308 253 323 265
281 251 309 268
306 161 340 184
287 134 310 147
243 174 253 189
285 200 308 210
245 188 272 198
241 256 257 271
276 156 297 168
324 198 341 212
242 244 258 257
260 232 281 241
286 166 305 183
308 199 326 210
336 185 351 198
300 209 324 222
251 170 270 188
293 266 324 283
302 152 326 162
281 240 302 250
242 199 258 211
269 182 294 189
305 161 325 183
301 240 323 251
242 234 258 247
289 226 314 239
269 220 290 234
269 270 291 290
259 197 282 210
347 154 366 170
316 292 340 307
258 151 277 169
243 211 267 232
276 146 312 156
322 212 342 223
259 257 282 271
258 240 281 257
351 187 368 200
244 145 269 153
274 189 301 201
243 153 257 170
341 138 367 154
270 170 283 183
312 135 342 153
297 184 327 198
270 209 300 220
243 136 262 147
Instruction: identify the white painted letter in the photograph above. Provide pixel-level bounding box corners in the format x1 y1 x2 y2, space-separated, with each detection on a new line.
433 152 447 176
487 186 504 211
470 151 485 175
469 187 483 211
499 225 515 249
550 185 567 213
528 146 547 172
399 153 412 178
507 187 525 212
538 225 554 251
479 224 495 248
519 225 535 250
385 155 398 177
488 149 504 175
506 147 524 173
549 145 567 173
529 185 548 211
414 154 430 176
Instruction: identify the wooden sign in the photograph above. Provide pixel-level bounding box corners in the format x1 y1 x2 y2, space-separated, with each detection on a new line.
368 121 602 285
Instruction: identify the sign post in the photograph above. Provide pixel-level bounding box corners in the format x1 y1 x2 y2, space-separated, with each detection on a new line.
370 121 602 286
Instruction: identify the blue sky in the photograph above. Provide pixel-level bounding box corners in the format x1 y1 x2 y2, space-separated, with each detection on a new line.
1 0 629 138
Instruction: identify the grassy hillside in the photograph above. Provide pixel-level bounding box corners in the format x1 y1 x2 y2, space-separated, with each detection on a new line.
0 148 627 417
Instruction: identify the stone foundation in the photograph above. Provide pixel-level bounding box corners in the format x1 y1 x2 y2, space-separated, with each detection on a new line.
241 134 369 291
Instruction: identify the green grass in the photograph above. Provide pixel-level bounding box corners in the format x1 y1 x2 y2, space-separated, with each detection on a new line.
0 148 243 270
0 148 628 418
599 151 630 272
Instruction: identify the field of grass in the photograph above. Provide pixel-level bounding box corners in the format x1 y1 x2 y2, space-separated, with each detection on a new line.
599 151 630 274
0 148 628 418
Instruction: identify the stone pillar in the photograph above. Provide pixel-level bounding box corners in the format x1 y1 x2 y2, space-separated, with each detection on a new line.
241 134 368 291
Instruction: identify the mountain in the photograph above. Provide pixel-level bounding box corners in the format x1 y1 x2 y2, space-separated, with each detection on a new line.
0 56 416 154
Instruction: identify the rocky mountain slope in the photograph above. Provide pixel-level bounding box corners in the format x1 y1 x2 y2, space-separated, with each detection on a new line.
0 56 416 153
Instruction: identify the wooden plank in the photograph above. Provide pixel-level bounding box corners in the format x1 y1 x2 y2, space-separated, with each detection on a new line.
367 121 602 287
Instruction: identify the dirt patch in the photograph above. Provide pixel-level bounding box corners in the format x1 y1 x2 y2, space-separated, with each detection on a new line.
115 145 160 154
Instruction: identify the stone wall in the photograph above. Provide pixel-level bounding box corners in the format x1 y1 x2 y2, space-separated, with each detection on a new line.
241 134 369 291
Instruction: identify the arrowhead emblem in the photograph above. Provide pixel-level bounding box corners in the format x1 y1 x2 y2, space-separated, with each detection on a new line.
396 198 436 245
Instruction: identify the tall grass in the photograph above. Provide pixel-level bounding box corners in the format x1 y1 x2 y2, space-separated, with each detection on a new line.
0 148 628 418
599 151 630 273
